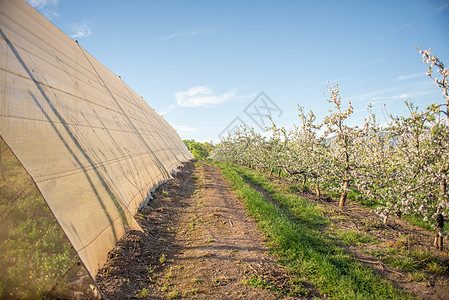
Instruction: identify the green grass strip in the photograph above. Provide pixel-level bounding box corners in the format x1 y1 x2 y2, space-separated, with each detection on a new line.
215 161 412 300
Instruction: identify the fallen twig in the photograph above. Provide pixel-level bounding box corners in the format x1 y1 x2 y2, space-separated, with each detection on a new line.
356 258 405 276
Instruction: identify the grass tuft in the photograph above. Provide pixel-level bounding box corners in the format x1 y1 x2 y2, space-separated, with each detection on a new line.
136 287 150 298
335 230 378 246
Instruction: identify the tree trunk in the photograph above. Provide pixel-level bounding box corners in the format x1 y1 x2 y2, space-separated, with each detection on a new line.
340 145 350 207
270 168 273 175
339 180 348 207
315 186 321 197
434 231 443 250
277 168 281 177
433 175 447 250
434 214 444 250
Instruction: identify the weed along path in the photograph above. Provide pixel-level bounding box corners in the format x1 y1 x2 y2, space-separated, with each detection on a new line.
97 161 312 299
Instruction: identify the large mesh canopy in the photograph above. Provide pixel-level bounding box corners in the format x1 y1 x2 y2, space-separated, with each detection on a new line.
0 137 96 298
0 0 193 288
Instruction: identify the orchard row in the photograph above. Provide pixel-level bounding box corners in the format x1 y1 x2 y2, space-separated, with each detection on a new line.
212 48 449 249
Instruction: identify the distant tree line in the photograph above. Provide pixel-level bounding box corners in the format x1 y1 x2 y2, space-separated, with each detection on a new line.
183 140 214 160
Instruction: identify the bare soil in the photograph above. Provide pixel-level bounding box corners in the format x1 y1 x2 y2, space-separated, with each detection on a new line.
96 161 317 299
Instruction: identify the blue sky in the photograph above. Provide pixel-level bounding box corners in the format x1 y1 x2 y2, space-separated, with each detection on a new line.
28 0 449 143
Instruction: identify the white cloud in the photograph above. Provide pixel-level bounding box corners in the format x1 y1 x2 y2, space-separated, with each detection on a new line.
436 2 449 12
294 77 348 90
162 30 201 40
349 73 397 86
240 75 254 80
26 0 59 19
370 96 388 101
392 90 436 100
294 78 323 89
322 77 350 85
392 93 411 100
71 22 92 39
172 125 198 133
351 91 386 102
357 57 384 67
27 0 59 9
394 73 424 81
156 110 168 116
373 17 423 43
175 86 235 107
349 84 419 103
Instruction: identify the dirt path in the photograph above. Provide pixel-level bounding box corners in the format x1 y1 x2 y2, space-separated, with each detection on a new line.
97 161 314 299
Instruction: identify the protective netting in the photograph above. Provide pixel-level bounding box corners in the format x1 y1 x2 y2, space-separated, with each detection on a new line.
0 137 98 299
0 0 193 290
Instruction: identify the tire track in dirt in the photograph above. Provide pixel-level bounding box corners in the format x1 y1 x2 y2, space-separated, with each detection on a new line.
97 161 313 299
156 161 306 299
